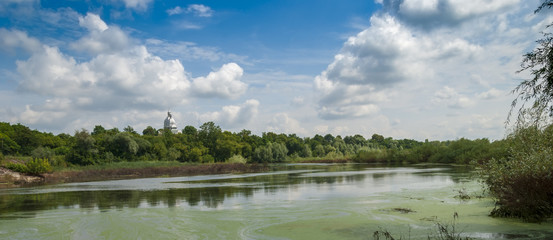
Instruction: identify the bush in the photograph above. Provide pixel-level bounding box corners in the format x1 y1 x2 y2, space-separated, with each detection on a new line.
353 148 387 163
481 125 553 222
5 158 52 175
25 158 52 175
5 162 28 173
226 154 247 164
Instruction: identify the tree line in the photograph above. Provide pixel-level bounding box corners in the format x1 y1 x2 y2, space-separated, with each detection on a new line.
0 121 507 167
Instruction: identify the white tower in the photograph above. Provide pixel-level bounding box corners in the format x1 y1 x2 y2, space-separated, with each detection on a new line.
164 111 178 133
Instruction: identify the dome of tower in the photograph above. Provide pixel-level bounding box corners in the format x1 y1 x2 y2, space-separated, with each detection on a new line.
164 111 178 133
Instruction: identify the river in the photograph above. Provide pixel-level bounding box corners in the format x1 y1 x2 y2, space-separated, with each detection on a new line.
0 163 552 239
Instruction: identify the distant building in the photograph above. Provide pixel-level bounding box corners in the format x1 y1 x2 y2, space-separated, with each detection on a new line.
164 111 178 133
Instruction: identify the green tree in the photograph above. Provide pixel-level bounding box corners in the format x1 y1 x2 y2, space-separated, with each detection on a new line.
198 122 222 155
142 126 158 136
92 125 106 136
510 0 553 125
108 132 139 160
0 132 20 155
66 129 98 165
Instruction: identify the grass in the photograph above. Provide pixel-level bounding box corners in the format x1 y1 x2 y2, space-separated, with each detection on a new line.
42 162 268 184
53 160 193 172
373 212 472 240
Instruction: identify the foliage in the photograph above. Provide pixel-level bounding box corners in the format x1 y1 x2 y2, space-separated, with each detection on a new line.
353 148 387 163
25 158 52 175
5 158 52 175
510 0 553 126
31 146 54 161
481 125 553 222
66 129 98 165
226 154 247 164
0 121 504 170
5 162 28 173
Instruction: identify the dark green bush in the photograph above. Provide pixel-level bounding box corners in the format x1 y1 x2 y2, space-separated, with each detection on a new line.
481 125 553 222
5 162 28 173
353 149 387 163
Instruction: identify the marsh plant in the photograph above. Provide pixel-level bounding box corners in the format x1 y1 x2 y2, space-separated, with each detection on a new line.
373 213 472 240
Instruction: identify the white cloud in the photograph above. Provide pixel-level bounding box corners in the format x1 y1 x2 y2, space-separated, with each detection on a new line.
0 28 41 53
78 13 107 32
196 99 259 128
478 88 504 100
166 6 183 16
16 45 191 109
167 4 213 17
432 86 475 109
11 13 248 131
192 63 247 99
72 13 130 55
145 39 247 63
114 0 153 11
400 0 439 15
187 4 213 17
267 113 308 135
314 14 482 119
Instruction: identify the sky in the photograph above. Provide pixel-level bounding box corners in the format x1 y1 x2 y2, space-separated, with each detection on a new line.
0 0 550 141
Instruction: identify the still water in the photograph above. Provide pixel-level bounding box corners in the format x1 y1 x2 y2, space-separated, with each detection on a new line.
0 164 552 239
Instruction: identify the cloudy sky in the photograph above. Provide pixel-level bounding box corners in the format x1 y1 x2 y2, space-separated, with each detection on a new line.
0 0 549 140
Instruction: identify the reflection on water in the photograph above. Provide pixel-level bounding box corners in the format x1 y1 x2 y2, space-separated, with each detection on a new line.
0 165 450 217
0 164 551 240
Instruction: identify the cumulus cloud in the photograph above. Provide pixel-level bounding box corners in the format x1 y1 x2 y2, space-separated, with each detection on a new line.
72 13 130 54
16 44 191 109
0 28 41 53
197 99 259 128
314 13 483 119
192 63 247 99
12 12 248 128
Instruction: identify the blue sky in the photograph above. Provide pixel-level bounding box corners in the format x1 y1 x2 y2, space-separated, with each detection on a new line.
0 0 548 140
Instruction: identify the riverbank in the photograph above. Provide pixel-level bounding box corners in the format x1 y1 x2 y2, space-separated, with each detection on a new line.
0 162 269 188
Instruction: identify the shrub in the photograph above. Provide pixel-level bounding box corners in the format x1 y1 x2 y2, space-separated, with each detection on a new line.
226 154 247 164
481 125 553 222
5 162 28 173
25 158 52 175
5 158 52 175
353 148 387 163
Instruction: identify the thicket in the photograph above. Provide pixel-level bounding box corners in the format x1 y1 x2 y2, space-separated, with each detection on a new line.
481 125 553 222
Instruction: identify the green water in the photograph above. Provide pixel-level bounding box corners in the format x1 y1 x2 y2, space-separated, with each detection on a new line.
0 164 552 239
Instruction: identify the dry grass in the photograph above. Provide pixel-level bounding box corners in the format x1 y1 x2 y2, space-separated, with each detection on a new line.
42 163 268 184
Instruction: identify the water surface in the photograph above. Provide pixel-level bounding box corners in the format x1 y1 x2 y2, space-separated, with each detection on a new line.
0 164 551 239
